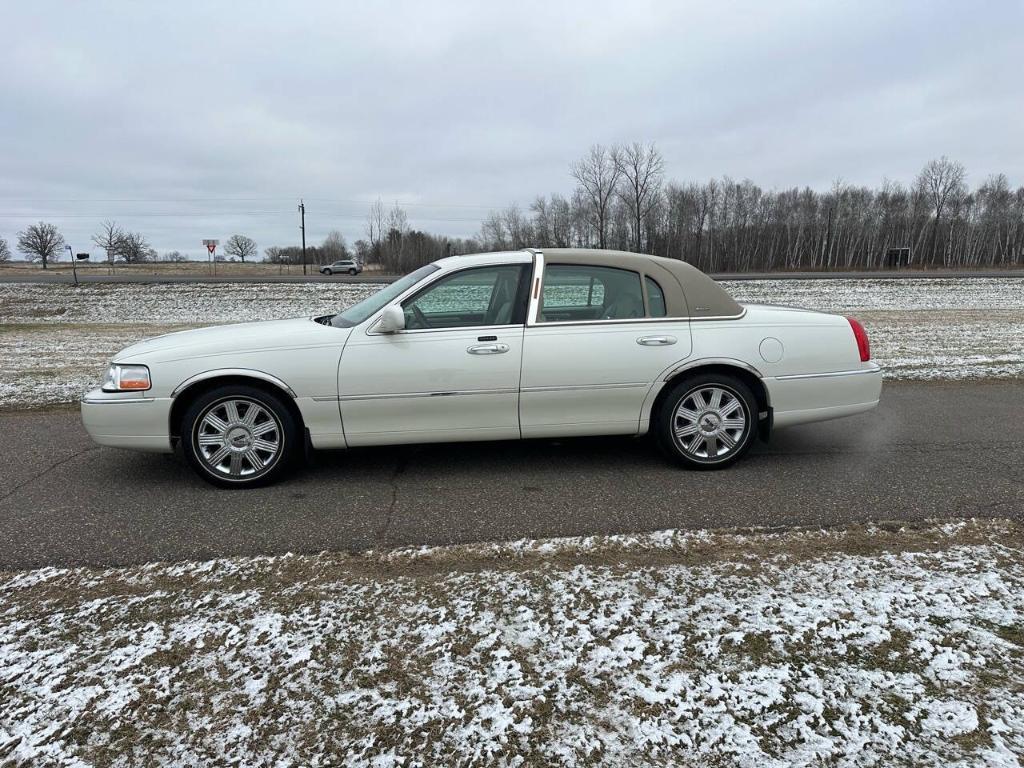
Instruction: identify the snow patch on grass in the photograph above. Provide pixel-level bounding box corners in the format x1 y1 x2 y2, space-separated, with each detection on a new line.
2 519 1023 766
0 279 1021 410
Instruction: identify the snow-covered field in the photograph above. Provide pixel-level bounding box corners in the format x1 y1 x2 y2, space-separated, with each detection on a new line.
2 519 1023 766
1 278 1022 409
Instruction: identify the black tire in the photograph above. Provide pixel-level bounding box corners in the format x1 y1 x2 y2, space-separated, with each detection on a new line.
655 372 758 470
323 268 333 275
347 268 357 275
181 384 300 488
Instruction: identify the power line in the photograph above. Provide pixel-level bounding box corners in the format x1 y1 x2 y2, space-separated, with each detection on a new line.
0 210 491 222
0 195 510 210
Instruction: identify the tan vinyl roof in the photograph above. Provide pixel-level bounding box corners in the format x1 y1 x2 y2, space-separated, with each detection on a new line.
538 249 742 318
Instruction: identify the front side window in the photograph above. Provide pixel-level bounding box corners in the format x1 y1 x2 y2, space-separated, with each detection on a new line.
540 265 645 322
331 264 438 327
402 265 526 329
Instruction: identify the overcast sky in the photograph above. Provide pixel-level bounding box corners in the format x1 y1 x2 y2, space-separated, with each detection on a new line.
1 0 1021 259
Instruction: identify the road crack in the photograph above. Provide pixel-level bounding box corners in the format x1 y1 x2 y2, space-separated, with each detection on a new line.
376 451 410 547
0 445 100 505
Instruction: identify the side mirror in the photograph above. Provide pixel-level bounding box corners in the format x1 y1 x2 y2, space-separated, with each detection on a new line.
377 304 406 333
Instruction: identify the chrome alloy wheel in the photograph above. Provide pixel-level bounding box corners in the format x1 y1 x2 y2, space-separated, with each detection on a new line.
672 386 747 461
193 398 283 479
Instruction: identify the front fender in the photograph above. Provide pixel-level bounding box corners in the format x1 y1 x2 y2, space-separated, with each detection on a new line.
169 368 298 398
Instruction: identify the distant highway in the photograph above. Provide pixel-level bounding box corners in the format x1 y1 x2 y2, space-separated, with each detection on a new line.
1 269 1021 285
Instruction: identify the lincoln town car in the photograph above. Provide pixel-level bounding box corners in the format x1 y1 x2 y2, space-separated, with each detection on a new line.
82 249 882 487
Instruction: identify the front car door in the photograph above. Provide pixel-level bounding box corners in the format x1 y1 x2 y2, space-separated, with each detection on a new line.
339 258 532 446
519 254 692 438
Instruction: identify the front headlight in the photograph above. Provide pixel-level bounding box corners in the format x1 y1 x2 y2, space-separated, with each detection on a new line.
102 364 152 392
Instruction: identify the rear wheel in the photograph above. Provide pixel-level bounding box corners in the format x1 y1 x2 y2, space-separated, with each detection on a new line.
655 373 757 470
181 385 299 488
347 268 357 275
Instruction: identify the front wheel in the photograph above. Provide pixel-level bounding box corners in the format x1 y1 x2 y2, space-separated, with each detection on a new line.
181 385 300 488
322 268 333 275
655 373 758 470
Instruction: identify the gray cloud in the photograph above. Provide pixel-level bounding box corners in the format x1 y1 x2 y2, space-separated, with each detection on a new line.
1 0 1021 258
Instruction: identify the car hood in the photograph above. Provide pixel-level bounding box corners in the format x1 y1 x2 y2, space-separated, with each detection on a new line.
115 317 352 363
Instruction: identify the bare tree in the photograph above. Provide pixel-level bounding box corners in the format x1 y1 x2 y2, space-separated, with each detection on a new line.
118 232 155 263
0 238 11 262
92 220 124 260
162 250 187 262
570 144 622 248
385 204 410 270
365 198 386 260
613 142 665 252
224 234 258 262
321 230 350 263
502 205 532 249
917 156 966 265
17 222 65 268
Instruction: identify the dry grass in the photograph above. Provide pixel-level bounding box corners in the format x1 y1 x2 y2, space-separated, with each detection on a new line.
3 519 1024 766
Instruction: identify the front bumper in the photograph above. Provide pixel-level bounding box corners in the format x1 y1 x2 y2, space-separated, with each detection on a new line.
81 389 174 453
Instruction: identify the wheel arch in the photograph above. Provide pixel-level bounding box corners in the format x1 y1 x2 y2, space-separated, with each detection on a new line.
645 359 773 440
169 370 304 445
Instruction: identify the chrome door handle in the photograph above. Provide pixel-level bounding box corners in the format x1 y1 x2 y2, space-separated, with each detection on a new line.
636 335 677 346
467 343 510 355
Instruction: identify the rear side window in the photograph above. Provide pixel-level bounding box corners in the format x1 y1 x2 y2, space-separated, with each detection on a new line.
540 265 644 322
645 276 667 317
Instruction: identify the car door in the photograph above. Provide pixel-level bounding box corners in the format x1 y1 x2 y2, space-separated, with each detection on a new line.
339 263 531 446
520 262 691 438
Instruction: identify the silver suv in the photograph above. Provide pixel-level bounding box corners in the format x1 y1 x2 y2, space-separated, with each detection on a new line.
320 260 361 276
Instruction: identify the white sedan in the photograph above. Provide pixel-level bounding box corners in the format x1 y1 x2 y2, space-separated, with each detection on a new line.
82 249 882 487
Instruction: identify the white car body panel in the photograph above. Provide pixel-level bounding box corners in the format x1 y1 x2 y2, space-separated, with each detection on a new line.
339 324 524 445
520 321 692 437
81 249 882 456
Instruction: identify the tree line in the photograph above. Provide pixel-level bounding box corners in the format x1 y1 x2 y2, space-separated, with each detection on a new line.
471 146 1024 271
5 149 1021 273
2 220 263 267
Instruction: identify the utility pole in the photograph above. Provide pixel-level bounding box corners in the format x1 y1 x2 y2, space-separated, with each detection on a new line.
298 199 307 275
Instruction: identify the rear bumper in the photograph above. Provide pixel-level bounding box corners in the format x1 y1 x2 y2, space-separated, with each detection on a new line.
81 389 174 453
766 363 882 429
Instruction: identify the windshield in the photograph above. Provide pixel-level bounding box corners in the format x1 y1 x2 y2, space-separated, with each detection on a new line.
330 264 439 327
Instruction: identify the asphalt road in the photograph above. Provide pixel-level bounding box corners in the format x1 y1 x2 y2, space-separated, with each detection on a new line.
2 269 1022 284
1 379 1022 570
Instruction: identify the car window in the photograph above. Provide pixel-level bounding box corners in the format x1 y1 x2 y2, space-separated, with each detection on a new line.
403 265 526 329
540 265 644 322
645 276 667 317
330 264 437 327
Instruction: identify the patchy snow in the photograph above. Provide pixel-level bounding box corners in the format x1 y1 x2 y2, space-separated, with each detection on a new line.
1 519 1023 766
719 277 1024 312
1 277 1021 325
0 278 1021 409
0 281 378 325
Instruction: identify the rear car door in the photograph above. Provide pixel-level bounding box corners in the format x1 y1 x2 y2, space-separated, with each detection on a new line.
339 263 531 446
520 261 691 438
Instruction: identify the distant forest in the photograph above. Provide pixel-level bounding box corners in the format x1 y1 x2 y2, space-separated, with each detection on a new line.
8 146 1022 275
356 145 1024 274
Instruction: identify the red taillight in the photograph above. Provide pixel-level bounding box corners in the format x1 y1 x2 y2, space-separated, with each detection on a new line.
847 317 870 362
